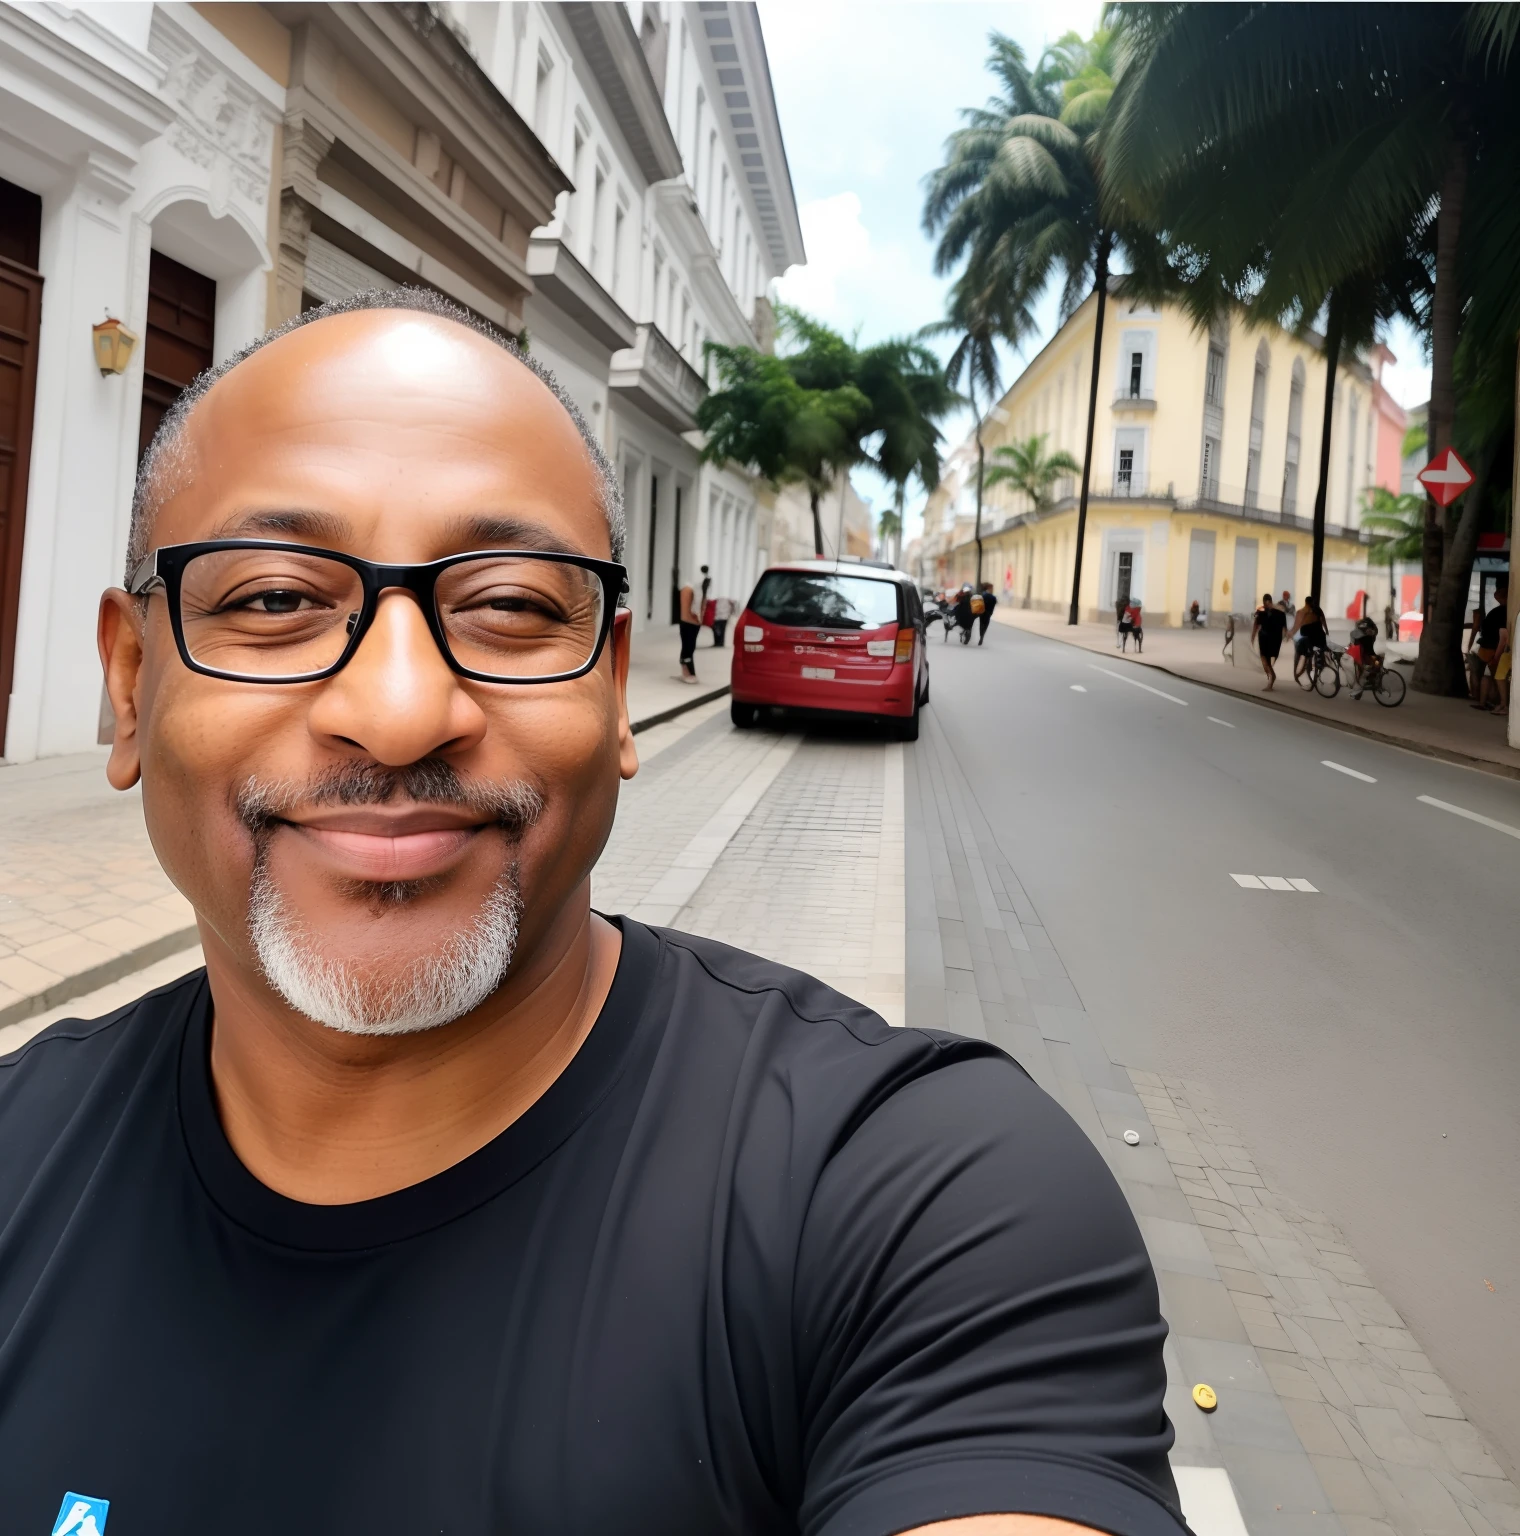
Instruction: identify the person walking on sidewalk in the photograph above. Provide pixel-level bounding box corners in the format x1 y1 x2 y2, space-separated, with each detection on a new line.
2 290 1184 1535
952 582 977 644
1472 579 1510 712
1253 591 1287 690
976 581 998 644
1125 598 1144 653
1116 595 1132 649
676 579 701 685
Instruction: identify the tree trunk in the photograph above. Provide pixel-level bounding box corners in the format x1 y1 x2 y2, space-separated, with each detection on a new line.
1070 236 1111 625
974 418 985 588
1420 450 1489 696
809 487 823 557
1309 287 1344 603
1413 133 1469 694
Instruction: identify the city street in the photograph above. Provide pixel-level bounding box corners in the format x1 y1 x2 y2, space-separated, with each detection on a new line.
920 620 1520 1487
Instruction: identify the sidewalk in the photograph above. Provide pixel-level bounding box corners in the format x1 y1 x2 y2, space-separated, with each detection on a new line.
0 621 732 1036
997 608 1520 779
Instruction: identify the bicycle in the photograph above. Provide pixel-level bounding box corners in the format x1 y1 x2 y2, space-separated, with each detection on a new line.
1347 652 1406 707
1295 645 1343 698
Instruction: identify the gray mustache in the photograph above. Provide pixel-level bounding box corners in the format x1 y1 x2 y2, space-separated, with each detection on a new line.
236 761 545 835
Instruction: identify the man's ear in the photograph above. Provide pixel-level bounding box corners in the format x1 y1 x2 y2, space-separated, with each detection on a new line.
611 608 638 781
98 589 143 791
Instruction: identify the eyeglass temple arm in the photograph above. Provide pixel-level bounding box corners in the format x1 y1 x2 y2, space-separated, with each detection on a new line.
127 551 163 595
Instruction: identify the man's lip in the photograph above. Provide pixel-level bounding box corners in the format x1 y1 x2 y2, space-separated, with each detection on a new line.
280 822 488 884
284 806 491 837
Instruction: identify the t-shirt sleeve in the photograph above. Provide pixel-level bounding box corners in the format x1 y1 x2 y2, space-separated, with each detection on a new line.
793 1052 1185 1536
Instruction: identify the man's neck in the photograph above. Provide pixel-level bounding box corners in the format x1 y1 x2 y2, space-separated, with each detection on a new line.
202 901 622 1204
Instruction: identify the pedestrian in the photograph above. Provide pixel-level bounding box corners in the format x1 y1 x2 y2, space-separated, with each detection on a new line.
1464 603 1487 699
1383 599 1396 641
676 577 701 683
711 594 733 649
1278 589 1293 617
1222 612 1236 660
1188 599 1202 628
1252 590 1287 690
1290 594 1327 685
1472 579 1510 711
1116 595 1132 649
976 581 998 644
1126 597 1144 653
952 582 976 644
699 563 711 612
5 288 1179 1529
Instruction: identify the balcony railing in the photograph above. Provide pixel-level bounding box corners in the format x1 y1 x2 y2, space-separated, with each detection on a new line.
609 323 708 434
1175 483 1370 542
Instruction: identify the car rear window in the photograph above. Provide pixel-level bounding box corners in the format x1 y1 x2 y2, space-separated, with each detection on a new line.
747 572 901 630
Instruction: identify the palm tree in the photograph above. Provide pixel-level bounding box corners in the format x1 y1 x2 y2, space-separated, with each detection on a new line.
697 343 868 557
876 505 903 566
1101 2 1516 692
1362 488 1425 622
984 435 1082 514
923 28 1149 625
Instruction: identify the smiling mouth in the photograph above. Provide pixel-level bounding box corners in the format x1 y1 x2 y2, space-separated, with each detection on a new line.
286 823 488 883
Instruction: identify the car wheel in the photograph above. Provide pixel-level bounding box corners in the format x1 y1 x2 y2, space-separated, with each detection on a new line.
730 699 757 729
895 705 920 742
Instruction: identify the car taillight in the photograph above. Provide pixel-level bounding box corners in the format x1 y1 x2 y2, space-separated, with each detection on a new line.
866 639 894 657
894 630 915 663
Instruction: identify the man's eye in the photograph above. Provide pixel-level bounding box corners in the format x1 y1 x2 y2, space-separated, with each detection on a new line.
235 589 314 614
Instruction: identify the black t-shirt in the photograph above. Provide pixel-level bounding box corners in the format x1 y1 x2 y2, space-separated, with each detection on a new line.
1256 606 1287 646
1479 602 1507 651
0 919 1182 1536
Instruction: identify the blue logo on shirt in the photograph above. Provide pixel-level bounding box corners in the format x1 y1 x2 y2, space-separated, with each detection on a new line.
52 1494 109 1535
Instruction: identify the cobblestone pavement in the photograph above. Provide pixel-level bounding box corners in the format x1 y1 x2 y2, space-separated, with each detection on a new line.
1141 1073 1520 1536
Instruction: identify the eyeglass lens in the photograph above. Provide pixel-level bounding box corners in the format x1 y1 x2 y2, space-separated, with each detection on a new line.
176 549 606 680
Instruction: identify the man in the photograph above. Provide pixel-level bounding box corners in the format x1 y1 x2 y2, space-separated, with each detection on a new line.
1116 594 1132 649
1289 594 1327 686
1465 603 1487 698
1252 590 1287 690
1472 579 1510 712
1126 597 1144 654
0 292 1181 1534
976 580 998 644
676 576 701 683
952 581 977 644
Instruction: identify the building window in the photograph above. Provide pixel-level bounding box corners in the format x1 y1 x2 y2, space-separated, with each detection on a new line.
1129 352 1143 399
1283 359 1305 516
652 249 665 327
1117 447 1134 492
590 165 606 273
1345 393 1360 525
1244 344 1269 509
1204 344 1225 407
612 203 626 298
1202 436 1220 499
533 47 553 140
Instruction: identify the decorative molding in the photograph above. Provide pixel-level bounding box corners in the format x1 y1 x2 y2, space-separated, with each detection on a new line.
148 11 279 214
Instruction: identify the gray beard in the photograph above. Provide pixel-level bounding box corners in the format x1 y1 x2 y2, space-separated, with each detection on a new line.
248 856 523 1037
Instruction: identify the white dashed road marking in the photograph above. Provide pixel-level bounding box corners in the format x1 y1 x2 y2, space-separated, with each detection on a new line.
1231 873 1318 892
1088 664 1188 705
1207 716 1236 728
1070 684 1087 692
1323 760 1377 782
1417 795 1520 841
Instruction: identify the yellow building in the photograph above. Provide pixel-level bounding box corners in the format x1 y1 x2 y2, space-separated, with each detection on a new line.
921 289 1378 626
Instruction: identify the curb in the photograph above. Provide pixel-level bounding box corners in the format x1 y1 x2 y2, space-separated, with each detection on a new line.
0 925 202 1031
1012 625 1520 782
630 684 730 734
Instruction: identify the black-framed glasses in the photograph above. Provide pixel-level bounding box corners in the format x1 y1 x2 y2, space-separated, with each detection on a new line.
128 540 629 685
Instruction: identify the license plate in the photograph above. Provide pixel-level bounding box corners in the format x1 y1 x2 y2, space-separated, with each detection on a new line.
801 666 835 680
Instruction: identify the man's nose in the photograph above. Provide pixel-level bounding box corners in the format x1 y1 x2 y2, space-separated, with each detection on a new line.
305 590 487 764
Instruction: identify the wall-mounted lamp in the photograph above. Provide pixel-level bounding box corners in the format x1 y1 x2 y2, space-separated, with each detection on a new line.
92 317 138 376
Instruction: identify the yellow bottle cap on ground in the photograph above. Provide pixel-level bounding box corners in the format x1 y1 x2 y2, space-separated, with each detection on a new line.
1192 1383 1218 1411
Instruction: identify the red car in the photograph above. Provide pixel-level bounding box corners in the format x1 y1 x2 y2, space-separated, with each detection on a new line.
728 560 930 740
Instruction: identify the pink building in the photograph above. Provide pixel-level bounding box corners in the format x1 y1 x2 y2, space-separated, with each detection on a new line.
1369 343 1409 493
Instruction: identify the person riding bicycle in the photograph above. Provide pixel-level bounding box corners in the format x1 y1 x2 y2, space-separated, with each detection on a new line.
1291 594 1329 685
1347 612 1381 698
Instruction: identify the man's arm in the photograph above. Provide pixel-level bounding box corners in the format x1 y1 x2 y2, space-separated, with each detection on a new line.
794 1054 1183 1536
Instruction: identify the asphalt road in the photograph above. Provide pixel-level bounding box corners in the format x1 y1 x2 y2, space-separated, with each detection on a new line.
924 619 1520 1478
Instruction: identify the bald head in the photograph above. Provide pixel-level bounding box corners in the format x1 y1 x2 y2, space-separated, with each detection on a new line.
128 287 623 581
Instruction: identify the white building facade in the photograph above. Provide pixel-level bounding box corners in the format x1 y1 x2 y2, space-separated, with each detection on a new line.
445 0 805 633
0 1 284 762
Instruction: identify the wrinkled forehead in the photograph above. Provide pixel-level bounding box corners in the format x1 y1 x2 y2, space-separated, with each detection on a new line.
152 310 610 560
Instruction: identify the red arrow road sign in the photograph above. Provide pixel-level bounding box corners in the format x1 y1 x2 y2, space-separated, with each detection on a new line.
1417 447 1475 507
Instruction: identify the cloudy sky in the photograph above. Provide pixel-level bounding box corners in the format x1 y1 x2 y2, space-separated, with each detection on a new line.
757 1 1433 538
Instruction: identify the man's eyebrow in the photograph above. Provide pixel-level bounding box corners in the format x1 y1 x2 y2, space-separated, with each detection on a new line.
445 515 589 555
208 509 351 543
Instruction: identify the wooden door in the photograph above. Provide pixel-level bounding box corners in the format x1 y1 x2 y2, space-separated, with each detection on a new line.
0 177 43 753
139 250 215 459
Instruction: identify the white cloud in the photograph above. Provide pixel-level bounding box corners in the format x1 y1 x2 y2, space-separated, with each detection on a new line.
774 193 872 318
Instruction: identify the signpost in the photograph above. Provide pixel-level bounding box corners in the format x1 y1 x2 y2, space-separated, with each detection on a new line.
1416 447 1475 506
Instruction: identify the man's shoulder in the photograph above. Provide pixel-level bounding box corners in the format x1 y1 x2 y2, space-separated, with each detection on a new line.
637 920 1005 1087
0 969 204 1136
